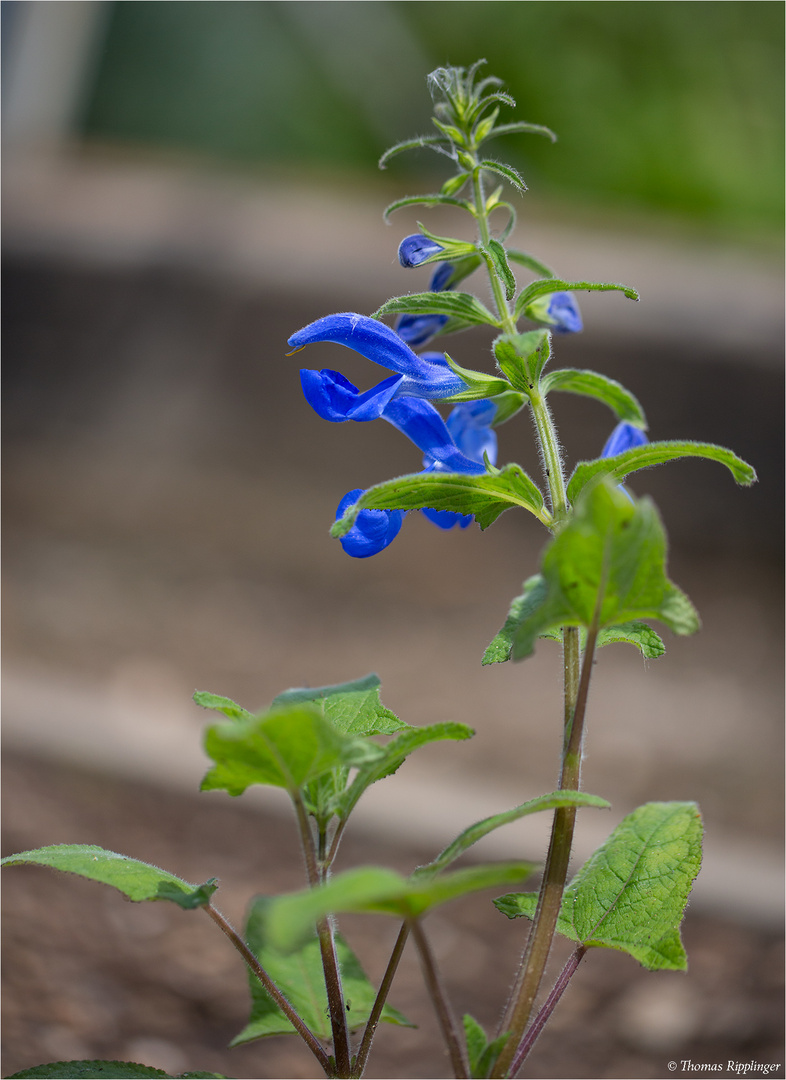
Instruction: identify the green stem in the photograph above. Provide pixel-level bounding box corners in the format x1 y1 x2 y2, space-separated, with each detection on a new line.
410 918 469 1079
493 624 598 1078
204 903 331 1074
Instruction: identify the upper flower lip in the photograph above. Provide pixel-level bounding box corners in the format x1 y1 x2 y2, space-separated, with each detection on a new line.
288 313 467 399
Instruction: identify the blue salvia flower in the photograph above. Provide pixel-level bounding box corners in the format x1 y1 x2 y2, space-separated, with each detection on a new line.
601 420 648 501
398 234 445 267
524 291 583 334
290 313 466 405
396 261 454 348
333 397 495 558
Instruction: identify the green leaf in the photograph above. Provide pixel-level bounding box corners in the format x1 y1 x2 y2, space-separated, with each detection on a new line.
265 863 535 953
378 134 447 168
193 690 253 722
514 278 639 320
271 673 408 737
439 354 512 403
485 120 557 143
0 846 218 910
201 704 384 797
338 722 473 820
441 172 471 197
373 291 500 328
482 575 549 664
415 790 610 877
6 1067 225 1080
232 896 411 1044
484 239 517 301
505 249 557 279
495 802 703 971
330 465 550 536
463 1015 511 1079
540 368 647 426
508 480 700 660
477 159 527 194
541 620 666 660
567 440 757 503
383 193 468 221
493 330 551 389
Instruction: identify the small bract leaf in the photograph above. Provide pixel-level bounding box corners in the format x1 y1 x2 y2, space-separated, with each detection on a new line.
232 896 412 1044
484 239 517 301
193 690 253 722
496 802 703 971
541 368 647 427
493 330 551 388
567 440 757 503
0 846 217 910
374 291 500 328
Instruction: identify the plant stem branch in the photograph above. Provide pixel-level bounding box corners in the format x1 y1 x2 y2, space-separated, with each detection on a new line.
493 624 597 1078
353 922 411 1077
410 918 469 1079
508 946 587 1076
204 903 330 1074
292 790 352 1077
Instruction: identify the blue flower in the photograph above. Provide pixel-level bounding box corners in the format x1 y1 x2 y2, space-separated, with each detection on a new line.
335 489 404 558
601 421 648 502
398 234 445 268
289 313 466 402
524 291 583 334
396 262 454 348
333 397 495 557
601 421 648 458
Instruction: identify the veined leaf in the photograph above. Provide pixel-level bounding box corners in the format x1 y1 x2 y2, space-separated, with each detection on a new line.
540 368 647 426
508 480 699 660
493 330 551 388
482 575 548 664
567 440 757 503
541 620 666 659
484 239 516 301
6 1063 225 1079
495 802 703 971
415 790 610 876
0 846 217 910
232 896 412 1044
439 354 512 402
514 278 639 320
201 704 384 797
265 863 535 953
271 673 408 737
373 291 500 328
330 465 550 534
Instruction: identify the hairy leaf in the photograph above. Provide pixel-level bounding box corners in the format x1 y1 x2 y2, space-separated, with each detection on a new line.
373 291 500 328
0 846 217 910
540 368 646 426
495 802 703 971
514 278 639 320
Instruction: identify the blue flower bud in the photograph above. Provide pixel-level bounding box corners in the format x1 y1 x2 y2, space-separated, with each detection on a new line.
336 489 403 558
601 421 648 458
525 291 583 334
398 234 445 268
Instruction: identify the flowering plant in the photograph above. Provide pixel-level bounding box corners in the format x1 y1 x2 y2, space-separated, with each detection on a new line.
2 61 756 1080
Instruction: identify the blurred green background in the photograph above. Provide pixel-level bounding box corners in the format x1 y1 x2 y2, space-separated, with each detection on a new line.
82 0 783 241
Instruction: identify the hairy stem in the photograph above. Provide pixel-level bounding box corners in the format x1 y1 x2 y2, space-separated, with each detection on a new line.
292 791 352 1077
493 624 597 1078
353 922 411 1077
508 945 587 1076
410 919 469 1079
204 903 330 1074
